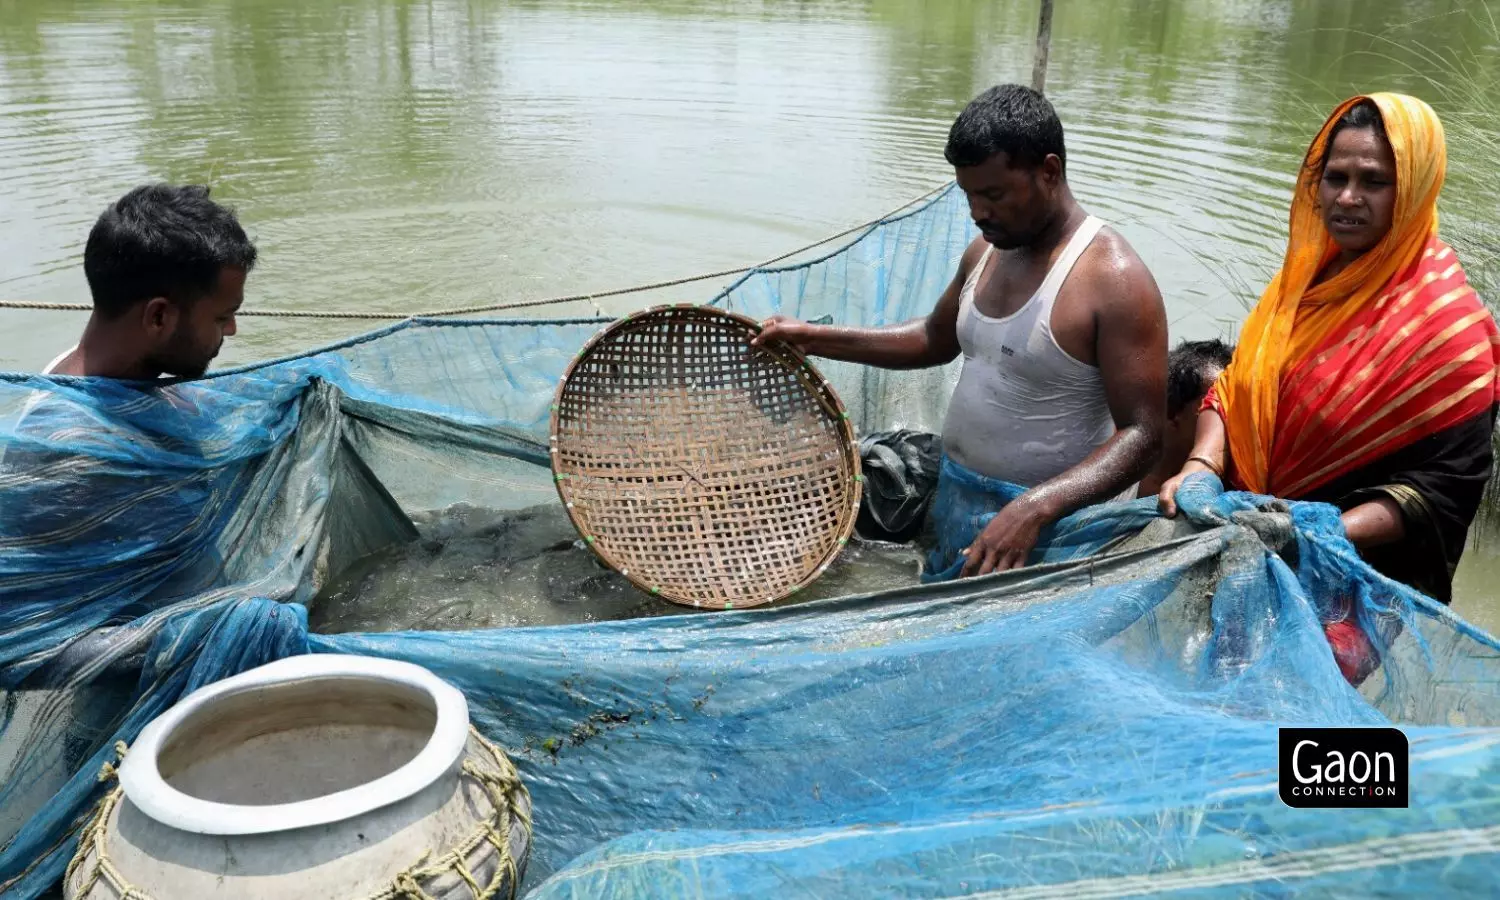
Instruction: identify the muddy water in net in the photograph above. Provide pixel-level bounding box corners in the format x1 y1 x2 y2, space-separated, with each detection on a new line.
3 0 1499 630
309 503 922 632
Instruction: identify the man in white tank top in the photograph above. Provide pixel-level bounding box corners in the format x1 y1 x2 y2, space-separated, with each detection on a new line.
756 85 1168 579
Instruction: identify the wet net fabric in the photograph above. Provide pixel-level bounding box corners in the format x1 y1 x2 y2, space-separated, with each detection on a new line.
1 184 1498 898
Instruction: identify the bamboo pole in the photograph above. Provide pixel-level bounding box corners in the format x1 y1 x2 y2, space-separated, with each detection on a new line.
1031 0 1055 93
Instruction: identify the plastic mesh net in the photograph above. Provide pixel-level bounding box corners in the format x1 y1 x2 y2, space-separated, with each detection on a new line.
2 185 1499 898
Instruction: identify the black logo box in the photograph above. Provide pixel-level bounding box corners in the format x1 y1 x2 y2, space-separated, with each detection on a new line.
1279 727 1409 809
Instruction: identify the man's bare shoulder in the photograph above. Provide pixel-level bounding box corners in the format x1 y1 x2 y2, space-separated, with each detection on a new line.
1075 225 1165 315
1082 226 1152 280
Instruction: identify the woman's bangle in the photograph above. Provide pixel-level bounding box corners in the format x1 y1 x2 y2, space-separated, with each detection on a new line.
1186 454 1224 478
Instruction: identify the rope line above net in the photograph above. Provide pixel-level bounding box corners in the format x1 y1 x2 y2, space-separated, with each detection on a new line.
0 183 952 321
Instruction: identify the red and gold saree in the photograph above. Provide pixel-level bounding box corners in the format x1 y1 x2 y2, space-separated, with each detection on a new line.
1208 93 1500 604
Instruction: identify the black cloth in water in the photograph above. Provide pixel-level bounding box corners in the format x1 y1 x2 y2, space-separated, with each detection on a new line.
856 430 942 543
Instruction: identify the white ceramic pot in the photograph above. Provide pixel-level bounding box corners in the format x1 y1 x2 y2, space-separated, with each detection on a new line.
65 654 531 900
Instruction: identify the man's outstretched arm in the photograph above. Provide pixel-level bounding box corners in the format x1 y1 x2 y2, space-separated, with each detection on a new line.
751 237 987 370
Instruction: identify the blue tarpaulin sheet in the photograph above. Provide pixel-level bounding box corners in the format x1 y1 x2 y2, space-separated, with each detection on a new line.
3 185 1498 897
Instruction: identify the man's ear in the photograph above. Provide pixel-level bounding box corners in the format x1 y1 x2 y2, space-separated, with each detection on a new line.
140 297 178 338
1041 154 1064 187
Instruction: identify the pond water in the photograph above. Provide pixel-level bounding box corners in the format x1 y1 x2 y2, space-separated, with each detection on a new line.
3 0 1498 629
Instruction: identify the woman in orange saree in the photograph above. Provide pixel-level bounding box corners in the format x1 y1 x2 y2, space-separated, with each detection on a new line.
1158 93 1500 682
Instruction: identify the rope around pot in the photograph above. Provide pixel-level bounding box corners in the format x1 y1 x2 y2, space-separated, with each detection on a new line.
65 728 532 900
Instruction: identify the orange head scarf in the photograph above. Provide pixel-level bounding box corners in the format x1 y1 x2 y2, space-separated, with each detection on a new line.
1214 93 1464 494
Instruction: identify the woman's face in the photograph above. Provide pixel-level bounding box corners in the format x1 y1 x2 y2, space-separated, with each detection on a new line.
1318 125 1397 254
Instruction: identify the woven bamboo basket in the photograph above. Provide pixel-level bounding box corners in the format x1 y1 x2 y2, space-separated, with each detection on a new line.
549 304 862 610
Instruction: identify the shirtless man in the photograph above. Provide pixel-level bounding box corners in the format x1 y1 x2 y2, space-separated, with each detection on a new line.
755 85 1167 578
0 185 257 831
5 184 258 579
46 183 255 378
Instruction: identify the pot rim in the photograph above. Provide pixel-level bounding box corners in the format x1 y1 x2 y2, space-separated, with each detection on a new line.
118 654 470 835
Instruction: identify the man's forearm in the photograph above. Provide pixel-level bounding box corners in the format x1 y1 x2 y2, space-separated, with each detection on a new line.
805 321 947 369
1016 424 1161 522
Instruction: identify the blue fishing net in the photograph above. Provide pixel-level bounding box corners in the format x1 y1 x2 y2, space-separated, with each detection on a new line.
3 185 1499 898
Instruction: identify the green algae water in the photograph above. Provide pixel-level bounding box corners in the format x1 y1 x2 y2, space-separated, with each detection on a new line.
3 0 1499 629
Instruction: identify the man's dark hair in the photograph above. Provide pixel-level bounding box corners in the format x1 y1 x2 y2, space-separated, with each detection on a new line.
945 84 1066 172
1167 338 1234 416
83 184 258 319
